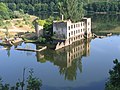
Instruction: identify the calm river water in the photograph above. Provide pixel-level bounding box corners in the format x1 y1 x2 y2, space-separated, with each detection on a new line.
0 15 120 90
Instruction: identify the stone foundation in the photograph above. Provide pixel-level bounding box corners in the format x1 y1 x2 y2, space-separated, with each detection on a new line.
55 35 92 50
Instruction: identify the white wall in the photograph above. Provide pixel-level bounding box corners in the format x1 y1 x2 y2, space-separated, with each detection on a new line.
53 18 92 40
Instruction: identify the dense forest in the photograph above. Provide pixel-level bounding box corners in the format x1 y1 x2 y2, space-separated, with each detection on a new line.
84 1 120 13
0 0 86 22
0 0 59 16
1 0 120 21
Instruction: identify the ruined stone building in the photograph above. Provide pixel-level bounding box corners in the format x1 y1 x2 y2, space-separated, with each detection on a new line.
53 18 92 50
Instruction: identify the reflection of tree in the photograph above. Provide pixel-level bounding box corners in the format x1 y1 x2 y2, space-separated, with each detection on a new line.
27 69 42 90
90 14 120 33
40 39 91 81
59 58 82 81
0 68 42 90
65 60 78 81
3 46 11 57
7 48 10 57
105 59 120 90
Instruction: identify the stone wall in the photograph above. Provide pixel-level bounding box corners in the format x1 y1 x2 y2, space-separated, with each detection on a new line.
34 22 43 38
53 21 67 39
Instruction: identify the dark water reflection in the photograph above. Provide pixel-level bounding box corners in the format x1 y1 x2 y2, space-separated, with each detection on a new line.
37 39 91 81
1 35 120 90
87 14 120 35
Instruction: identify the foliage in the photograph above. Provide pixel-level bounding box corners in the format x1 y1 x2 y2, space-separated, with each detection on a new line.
91 14 120 33
0 19 4 26
13 11 23 18
58 0 85 22
84 1 120 13
0 0 59 17
38 37 46 43
27 69 42 90
105 59 120 90
36 19 46 26
0 0 86 20
0 2 9 19
19 24 23 27
1 0 120 21
23 14 30 21
9 9 24 19
0 68 42 90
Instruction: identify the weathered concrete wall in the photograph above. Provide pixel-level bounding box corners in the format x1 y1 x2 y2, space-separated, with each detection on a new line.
34 22 43 38
53 18 92 50
53 18 92 41
53 21 67 39
83 18 92 38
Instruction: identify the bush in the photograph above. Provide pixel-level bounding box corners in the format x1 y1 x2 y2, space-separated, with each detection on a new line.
13 11 23 18
105 59 120 90
16 20 21 24
0 20 4 26
0 69 42 90
36 19 46 26
19 24 23 27
25 21 30 25
38 37 46 43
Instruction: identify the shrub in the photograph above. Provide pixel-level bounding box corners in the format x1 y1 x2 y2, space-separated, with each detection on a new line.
36 19 46 26
105 59 120 90
38 37 46 43
19 24 23 27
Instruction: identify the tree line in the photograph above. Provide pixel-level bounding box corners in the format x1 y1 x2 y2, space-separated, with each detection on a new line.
84 1 120 13
0 0 86 22
0 0 59 16
1 0 120 21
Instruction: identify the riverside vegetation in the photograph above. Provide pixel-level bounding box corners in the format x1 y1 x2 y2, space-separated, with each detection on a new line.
105 59 120 90
1 0 120 38
0 68 42 90
1 0 120 21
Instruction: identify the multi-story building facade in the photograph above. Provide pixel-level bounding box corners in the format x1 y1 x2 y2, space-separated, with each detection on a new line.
53 18 92 50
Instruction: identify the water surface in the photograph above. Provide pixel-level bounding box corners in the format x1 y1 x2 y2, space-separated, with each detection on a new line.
0 35 120 90
1 14 120 90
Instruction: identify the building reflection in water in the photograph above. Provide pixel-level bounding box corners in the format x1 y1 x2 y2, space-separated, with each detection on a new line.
36 39 91 81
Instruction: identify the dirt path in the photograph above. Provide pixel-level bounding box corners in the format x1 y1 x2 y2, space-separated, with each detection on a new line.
0 28 27 33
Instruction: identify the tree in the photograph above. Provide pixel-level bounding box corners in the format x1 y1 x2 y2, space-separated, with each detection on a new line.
7 3 16 11
26 4 34 14
0 69 42 90
49 2 55 13
58 0 85 22
34 4 42 16
0 3 9 19
105 59 120 90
